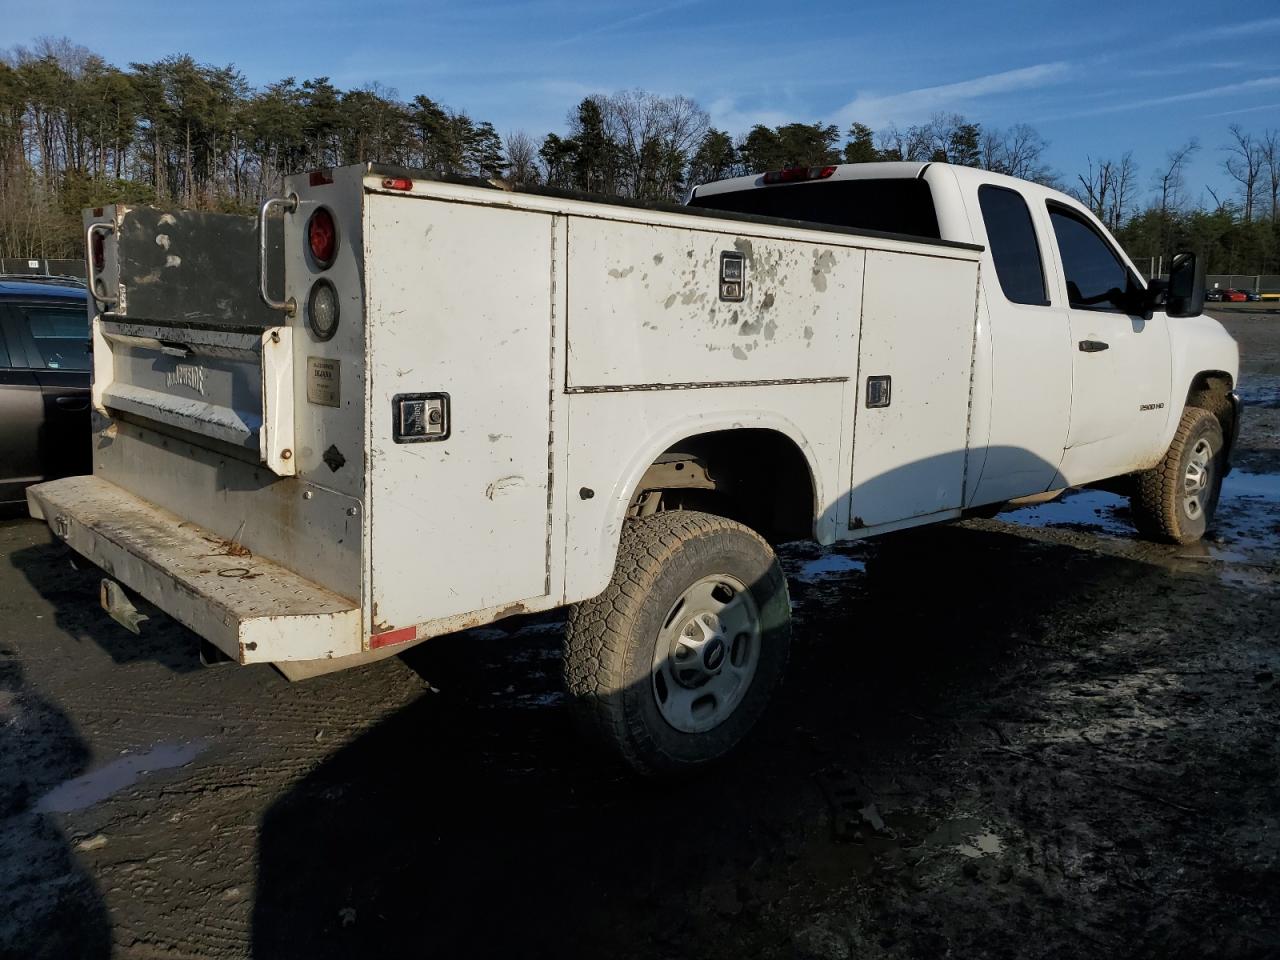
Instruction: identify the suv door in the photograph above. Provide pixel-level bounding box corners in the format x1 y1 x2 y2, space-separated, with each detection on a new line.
0 313 46 503
1044 204 1172 484
2 299 93 493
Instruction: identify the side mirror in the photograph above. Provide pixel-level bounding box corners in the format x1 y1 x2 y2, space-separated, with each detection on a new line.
1165 251 1205 318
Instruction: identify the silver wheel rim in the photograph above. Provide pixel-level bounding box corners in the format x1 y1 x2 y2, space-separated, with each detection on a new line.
1182 437 1215 520
651 573 762 734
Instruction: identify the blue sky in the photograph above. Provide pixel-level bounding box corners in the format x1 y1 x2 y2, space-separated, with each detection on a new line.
5 0 1279 204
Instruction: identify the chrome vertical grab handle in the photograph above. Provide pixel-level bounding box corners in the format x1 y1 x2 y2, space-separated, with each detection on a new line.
259 194 298 315
85 221 117 307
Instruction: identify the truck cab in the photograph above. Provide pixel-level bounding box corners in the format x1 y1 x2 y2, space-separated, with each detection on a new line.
691 161 1239 521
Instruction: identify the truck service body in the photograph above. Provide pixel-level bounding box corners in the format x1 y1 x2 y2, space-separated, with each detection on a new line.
28 160 1239 771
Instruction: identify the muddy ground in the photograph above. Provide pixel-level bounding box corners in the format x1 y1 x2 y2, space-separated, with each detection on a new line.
2 306 1278 960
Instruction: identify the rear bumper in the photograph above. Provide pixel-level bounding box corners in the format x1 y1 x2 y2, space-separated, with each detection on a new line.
26 475 361 664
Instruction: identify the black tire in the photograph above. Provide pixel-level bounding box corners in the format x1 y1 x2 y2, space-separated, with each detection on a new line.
1130 407 1224 544
563 510 791 775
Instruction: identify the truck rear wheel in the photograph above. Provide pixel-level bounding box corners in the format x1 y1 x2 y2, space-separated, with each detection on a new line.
1130 407 1225 544
563 511 791 775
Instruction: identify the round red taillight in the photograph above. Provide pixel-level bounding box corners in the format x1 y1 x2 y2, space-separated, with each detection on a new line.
307 207 337 269
91 231 105 271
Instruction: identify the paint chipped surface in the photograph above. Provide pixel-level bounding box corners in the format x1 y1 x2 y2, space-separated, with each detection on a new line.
566 217 862 388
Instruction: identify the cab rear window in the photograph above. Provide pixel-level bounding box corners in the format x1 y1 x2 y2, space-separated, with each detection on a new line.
689 178 941 240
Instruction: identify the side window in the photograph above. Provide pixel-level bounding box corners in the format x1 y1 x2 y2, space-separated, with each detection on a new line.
978 185 1048 306
13 304 91 371
1048 205 1140 312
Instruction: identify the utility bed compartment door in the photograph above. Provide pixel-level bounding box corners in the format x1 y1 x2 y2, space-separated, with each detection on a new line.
848 251 978 527
564 218 860 388
364 195 555 631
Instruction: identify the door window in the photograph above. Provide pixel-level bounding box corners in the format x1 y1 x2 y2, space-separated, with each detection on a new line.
1048 205 1141 312
13 304 91 370
978 185 1048 306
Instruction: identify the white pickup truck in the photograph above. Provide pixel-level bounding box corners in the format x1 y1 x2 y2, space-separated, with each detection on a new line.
29 160 1238 773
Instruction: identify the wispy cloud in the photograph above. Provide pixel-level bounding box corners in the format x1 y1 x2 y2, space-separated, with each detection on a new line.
1203 101 1280 120
1052 76 1280 119
552 0 703 46
832 62 1072 128
706 96 795 134
1196 15 1280 41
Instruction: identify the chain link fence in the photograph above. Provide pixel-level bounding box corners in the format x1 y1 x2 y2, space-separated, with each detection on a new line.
1 257 87 281
1130 256 1279 293
1205 274 1280 293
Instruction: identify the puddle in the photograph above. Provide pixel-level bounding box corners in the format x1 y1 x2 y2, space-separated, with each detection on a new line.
792 552 867 582
954 830 1006 859
1236 376 1280 409
1221 470 1280 502
35 740 208 813
1003 472 1280 560
1002 489 1131 538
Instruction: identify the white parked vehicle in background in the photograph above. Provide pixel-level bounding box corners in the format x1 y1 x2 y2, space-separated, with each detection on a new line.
29 160 1238 773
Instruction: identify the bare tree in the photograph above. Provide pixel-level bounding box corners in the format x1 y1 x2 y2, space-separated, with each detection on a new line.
1223 124 1264 221
1110 152 1138 231
503 129 539 186
875 124 908 161
1153 139 1199 215
980 123 1054 184
597 89 708 200
1077 156 1114 223
1075 153 1136 229
1261 129 1279 222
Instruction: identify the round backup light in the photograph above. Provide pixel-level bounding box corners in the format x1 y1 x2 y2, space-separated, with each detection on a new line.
307 206 338 268
308 278 340 341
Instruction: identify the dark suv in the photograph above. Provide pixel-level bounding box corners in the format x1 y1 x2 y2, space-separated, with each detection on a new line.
0 276 92 504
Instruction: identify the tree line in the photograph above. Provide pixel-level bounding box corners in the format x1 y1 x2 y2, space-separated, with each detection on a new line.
2 37 1277 275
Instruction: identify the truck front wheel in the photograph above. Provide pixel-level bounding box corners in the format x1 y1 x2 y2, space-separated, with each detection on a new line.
1130 407 1225 544
563 511 791 775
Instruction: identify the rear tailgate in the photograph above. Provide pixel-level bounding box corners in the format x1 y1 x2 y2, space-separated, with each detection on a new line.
87 205 295 474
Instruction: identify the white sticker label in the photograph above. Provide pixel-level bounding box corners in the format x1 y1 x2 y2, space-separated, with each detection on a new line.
307 357 340 407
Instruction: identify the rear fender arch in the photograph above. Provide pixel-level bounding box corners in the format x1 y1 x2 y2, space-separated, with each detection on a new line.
571 411 827 604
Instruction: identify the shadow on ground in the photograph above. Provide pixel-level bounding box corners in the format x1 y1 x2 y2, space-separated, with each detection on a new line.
10 530 200 674
250 523 1280 959
0 655 110 960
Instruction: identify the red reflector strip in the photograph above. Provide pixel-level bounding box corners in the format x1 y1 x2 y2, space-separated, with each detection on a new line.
309 170 334 186
371 626 416 649
381 177 413 191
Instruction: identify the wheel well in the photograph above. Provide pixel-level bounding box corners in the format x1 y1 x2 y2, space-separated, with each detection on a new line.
1186 370 1235 445
627 429 816 543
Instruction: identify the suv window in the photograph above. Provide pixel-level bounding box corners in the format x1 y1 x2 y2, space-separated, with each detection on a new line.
1048 205 1141 312
14 304 91 371
978 185 1048 306
688 178 941 240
